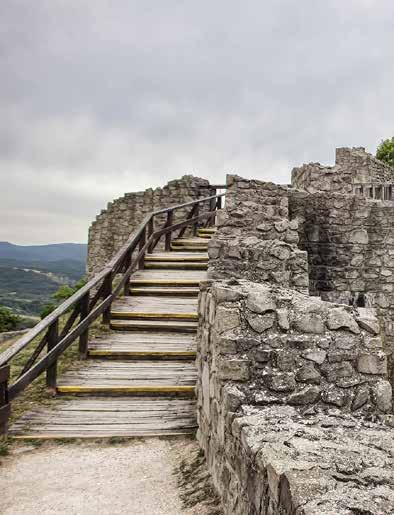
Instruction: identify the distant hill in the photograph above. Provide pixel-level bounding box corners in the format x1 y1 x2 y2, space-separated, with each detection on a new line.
0 242 87 262
0 242 87 317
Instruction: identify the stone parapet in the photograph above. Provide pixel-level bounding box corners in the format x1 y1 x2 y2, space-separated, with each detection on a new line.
208 175 309 293
87 175 214 276
196 279 394 514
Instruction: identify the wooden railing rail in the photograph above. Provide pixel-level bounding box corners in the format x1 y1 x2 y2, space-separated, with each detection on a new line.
0 192 224 432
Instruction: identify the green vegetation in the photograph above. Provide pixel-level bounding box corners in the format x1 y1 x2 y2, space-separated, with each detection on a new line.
40 277 87 319
0 305 21 332
376 137 394 167
0 259 86 317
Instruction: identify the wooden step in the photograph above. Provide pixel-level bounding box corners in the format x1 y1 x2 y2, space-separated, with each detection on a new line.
56 361 196 396
171 245 208 252
130 269 207 288
171 237 208 250
9 398 197 439
88 332 196 360
143 262 207 270
198 228 216 234
111 296 198 321
144 252 208 262
111 319 198 332
130 287 199 297
195 233 212 239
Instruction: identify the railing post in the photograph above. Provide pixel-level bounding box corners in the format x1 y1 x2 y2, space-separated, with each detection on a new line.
217 195 222 210
102 272 113 325
0 365 10 436
123 249 132 296
138 227 146 269
165 210 174 251
193 203 199 235
147 217 154 253
79 293 90 359
46 319 59 390
208 197 216 227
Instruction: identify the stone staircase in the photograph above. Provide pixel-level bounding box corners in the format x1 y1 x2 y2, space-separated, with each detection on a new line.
10 228 215 439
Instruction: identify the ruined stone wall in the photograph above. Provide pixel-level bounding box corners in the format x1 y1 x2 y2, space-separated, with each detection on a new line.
197 280 394 514
87 175 214 275
291 147 394 196
208 175 309 293
290 191 394 386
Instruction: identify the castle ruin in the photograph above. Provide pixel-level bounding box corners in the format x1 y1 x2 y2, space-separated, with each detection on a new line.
87 147 394 514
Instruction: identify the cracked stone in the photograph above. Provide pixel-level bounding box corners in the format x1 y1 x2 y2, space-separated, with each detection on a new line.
352 385 370 410
294 313 325 334
327 308 360 334
264 372 296 392
295 363 321 384
247 290 276 314
357 352 387 375
302 349 327 365
246 312 276 333
288 386 321 405
372 380 392 413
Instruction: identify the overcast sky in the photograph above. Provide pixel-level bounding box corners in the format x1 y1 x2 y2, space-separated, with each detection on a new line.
1 1 393 245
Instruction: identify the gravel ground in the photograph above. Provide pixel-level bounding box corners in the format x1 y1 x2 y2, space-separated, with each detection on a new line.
0 437 209 515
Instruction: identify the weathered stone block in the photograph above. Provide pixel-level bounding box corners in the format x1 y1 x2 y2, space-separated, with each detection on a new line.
246 290 276 314
357 352 387 375
294 313 325 334
288 386 321 405
214 306 240 334
372 380 392 412
246 312 276 333
218 358 250 381
263 372 297 392
327 308 360 334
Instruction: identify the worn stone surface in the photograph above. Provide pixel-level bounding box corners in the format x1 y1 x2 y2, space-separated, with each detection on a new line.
197 279 394 515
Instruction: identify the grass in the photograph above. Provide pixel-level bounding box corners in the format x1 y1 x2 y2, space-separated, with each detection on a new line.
0 436 9 456
0 314 109 425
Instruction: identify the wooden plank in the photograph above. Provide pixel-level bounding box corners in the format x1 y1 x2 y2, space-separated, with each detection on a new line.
110 320 197 332
129 287 199 296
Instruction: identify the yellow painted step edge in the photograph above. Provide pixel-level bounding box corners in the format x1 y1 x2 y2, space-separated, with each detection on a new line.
144 256 208 262
111 312 198 320
88 350 196 357
56 385 195 394
129 289 199 295
143 264 207 269
130 280 201 285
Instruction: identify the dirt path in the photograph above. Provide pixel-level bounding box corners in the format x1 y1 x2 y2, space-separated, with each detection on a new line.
0 437 213 515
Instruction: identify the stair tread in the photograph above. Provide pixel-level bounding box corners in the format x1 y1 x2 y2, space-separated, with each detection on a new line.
144 252 208 262
57 360 196 386
110 319 197 332
130 287 199 296
111 296 198 319
9 398 197 438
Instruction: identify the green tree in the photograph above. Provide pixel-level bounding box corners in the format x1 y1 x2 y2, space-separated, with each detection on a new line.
0 306 21 332
40 303 57 319
40 277 87 319
376 137 394 167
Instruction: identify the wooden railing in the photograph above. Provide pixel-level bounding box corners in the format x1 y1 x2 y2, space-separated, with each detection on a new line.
0 193 224 435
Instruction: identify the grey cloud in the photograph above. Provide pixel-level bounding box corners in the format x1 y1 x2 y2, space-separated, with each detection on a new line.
0 0 394 243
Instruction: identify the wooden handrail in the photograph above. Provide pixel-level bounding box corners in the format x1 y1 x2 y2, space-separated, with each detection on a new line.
0 192 225 415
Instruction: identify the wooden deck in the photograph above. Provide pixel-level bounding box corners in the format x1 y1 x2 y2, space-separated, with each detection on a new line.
9 234 213 439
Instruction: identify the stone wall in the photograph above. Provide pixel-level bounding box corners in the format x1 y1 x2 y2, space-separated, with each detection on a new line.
208 175 309 293
87 175 215 275
197 279 394 514
291 147 394 196
290 190 394 386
